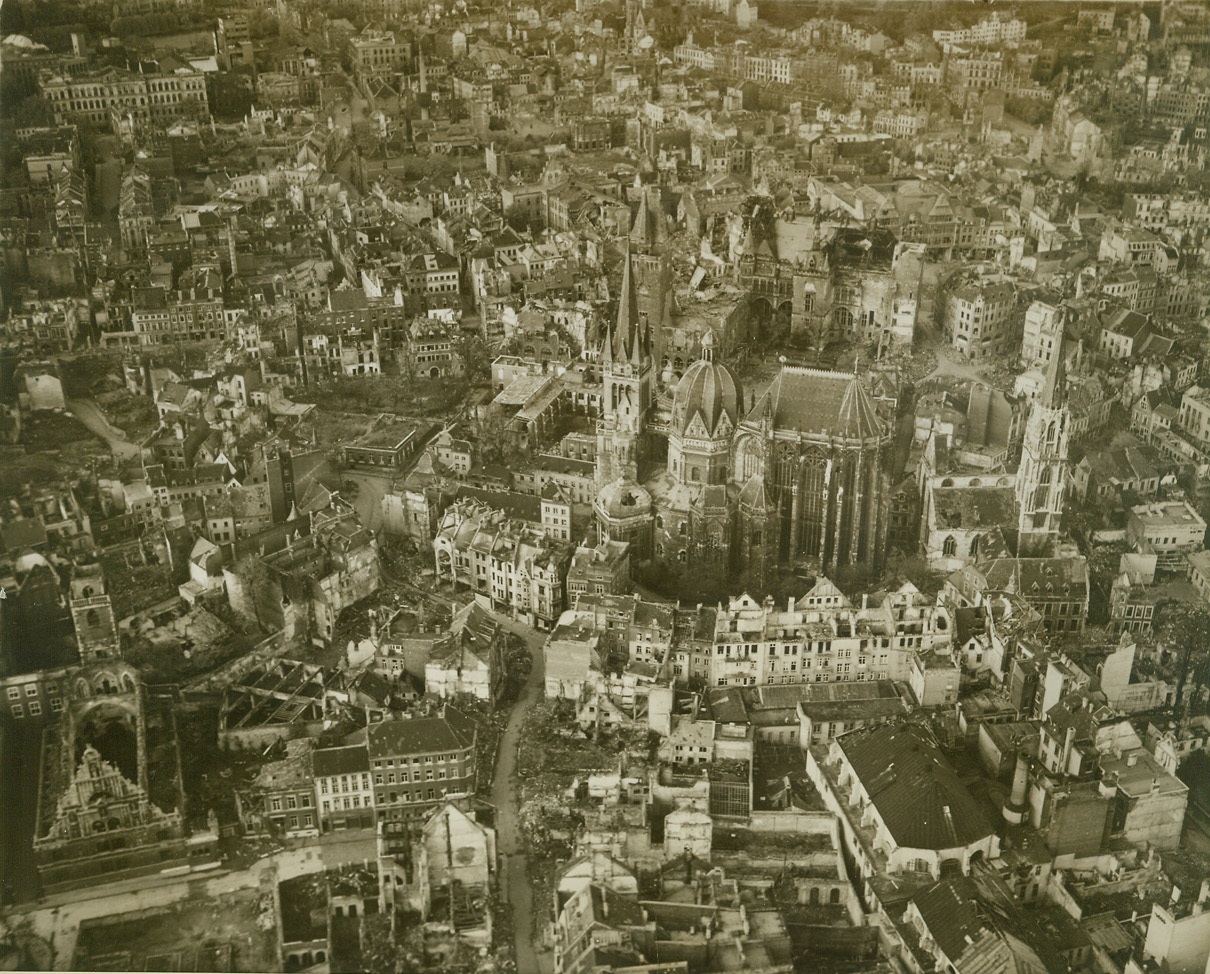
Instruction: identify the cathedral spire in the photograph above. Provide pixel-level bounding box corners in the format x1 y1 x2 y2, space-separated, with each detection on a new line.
609 241 648 367
630 184 666 253
1040 315 1067 408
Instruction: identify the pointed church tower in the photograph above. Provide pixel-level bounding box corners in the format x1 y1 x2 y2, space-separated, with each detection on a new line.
1016 322 1069 556
597 243 653 486
594 243 656 559
629 184 673 365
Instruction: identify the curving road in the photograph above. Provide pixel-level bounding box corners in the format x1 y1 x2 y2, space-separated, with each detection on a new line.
487 612 553 974
66 398 142 461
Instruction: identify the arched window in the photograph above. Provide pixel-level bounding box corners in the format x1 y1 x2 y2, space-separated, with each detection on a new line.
829 888 841 904
691 466 700 482
809 887 820 905
677 550 687 563
834 307 854 331
970 534 982 558
655 515 664 530
86 609 100 628
679 522 688 536
943 536 957 557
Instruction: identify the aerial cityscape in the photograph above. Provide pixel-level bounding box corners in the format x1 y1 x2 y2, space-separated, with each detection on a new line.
0 0 1209 971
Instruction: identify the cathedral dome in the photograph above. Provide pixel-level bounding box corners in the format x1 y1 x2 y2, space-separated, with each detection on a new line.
671 332 742 439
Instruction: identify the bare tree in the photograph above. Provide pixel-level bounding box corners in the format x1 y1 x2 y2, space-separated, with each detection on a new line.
1155 600 1210 716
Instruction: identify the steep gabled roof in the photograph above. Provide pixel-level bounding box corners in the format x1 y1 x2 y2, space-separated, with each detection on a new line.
840 723 993 850
750 367 882 440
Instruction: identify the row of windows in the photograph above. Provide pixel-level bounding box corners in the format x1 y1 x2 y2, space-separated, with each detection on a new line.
381 788 446 804
6 700 57 717
372 753 462 768
319 773 371 794
274 813 314 830
269 793 314 811
376 768 446 784
717 671 881 686
720 639 869 655
321 796 367 812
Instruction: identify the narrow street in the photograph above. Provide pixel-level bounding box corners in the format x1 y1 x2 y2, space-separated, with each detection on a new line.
341 468 391 532
487 612 554 974
65 398 141 460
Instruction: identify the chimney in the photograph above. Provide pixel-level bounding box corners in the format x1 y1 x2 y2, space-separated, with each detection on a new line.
1002 750 1030 826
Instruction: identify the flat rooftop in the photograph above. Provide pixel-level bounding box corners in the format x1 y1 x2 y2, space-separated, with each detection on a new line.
1129 501 1205 529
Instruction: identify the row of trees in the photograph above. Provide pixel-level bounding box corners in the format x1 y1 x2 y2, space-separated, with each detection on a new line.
109 11 209 37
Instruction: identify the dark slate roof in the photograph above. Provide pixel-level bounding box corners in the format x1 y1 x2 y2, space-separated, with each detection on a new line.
751 367 882 440
1 517 48 551
354 668 394 704
911 878 986 961
366 706 476 759
455 485 543 522
313 744 370 778
980 557 1088 600
590 884 646 928
1103 308 1149 340
672 355 742 439
840 723 993 850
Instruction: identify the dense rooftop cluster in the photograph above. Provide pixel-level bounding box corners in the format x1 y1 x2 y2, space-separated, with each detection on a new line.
1 0 1209 972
